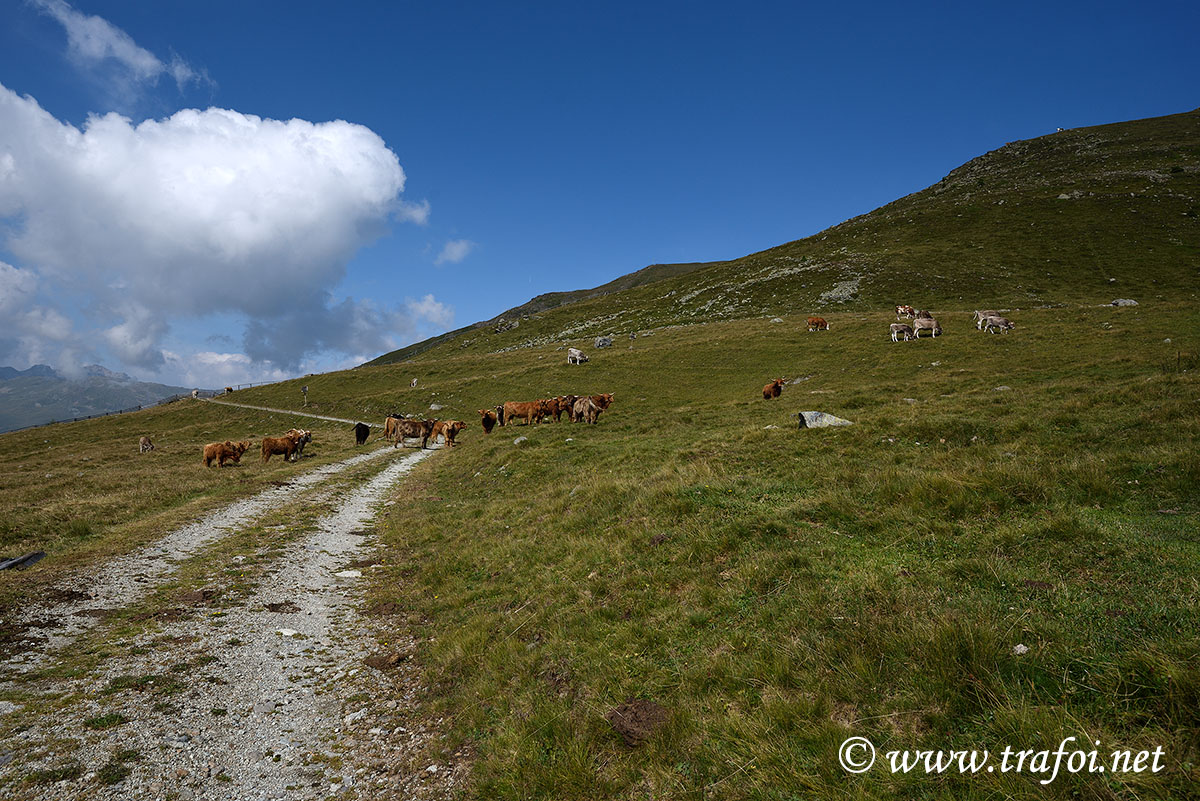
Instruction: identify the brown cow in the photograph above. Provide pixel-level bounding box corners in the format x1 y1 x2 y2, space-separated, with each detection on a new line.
432 419 466 447
479 409 498 434
762 378 784 399
536 397 562 423
807 316 829 332
557 395 578 422
285 429 312 460
393 418 435 449
261 431 305 463
502 400 541 426
204 439 250 467
139 435 155 453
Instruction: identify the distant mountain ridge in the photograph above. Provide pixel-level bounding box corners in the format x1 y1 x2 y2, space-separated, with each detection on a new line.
0 364 189 433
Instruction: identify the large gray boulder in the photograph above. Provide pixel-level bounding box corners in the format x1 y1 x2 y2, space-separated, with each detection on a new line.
797 411 853 429
594 335 613 349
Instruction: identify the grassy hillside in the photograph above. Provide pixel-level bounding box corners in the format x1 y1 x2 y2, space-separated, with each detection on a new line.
367 260 718 366
370 108 1198 365
232 303 1197 800
1 108 1198 799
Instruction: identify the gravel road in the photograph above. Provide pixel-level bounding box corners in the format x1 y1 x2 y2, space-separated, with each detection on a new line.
0 446 461 799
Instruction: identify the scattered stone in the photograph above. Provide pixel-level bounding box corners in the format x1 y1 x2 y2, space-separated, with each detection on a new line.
605 698 669 747
344 709 367 725
429 403 444 411
903 398 918 404
994 385 1012 392
763 425 779 430
335 570 362 579
0 701 18 715
594 336 613 349
513 436 528 445
265 602 300 613
797 411 853 429
276 629 299 637
1012 643 1030 656
1111 298 1138 306
770 317 784 323
253 701 276 715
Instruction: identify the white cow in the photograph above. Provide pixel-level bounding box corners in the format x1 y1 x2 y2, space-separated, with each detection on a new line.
912 318 942 338
567 347 589 365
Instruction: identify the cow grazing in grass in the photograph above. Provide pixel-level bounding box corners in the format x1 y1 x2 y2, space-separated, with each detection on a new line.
479 409 499 433
224 386 234 394
973 310 1000 329
432 420 466 447
139 436 155 453
982 316 1015 334
762 378 784 399
915 309 934 320
912 317 942 338
567 347 588 365
807 316 829 332
895 305 916 319
502 400 541 426
392 418 435 449
890 323 914 342
205 439 250 467
354 422 370 445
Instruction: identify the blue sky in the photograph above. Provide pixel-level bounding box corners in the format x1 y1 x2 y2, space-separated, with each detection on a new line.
1 0 1197 386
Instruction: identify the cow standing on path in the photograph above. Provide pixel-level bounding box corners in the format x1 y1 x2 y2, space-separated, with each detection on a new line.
354 422 370 445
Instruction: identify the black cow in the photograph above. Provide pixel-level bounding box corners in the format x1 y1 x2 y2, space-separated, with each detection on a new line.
354 422 370 446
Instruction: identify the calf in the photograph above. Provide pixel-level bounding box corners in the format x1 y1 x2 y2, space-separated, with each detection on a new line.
762 378 784 399
973 310 1001 329
890 323 914 342
982 316 1015 334
567 347 589 365
912 317 942 338
285 429 312 460
139 436 155 453
807 316 829 331
354 422 370 445
479 409 499 434
204 439 251 467
432 419 466 447
895 304 916 319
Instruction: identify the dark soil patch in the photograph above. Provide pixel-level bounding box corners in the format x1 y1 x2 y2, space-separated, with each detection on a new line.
364 651 410 671
1022 580 1053 590
177 588 220 606
650 533 670 547
130 607 188 622
364 601 402 616
344 558 379 569
265 601 300 613
46 587 93 604
605 698 669 747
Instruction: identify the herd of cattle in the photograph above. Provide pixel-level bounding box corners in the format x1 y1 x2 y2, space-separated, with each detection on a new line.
194 428 313 468
888 305 1015 342
160 304 1016 465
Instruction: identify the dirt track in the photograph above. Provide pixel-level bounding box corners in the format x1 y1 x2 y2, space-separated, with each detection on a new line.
0 444 462 799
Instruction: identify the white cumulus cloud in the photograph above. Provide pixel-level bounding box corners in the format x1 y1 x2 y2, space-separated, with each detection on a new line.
0 82 446 376
434 238 476 265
